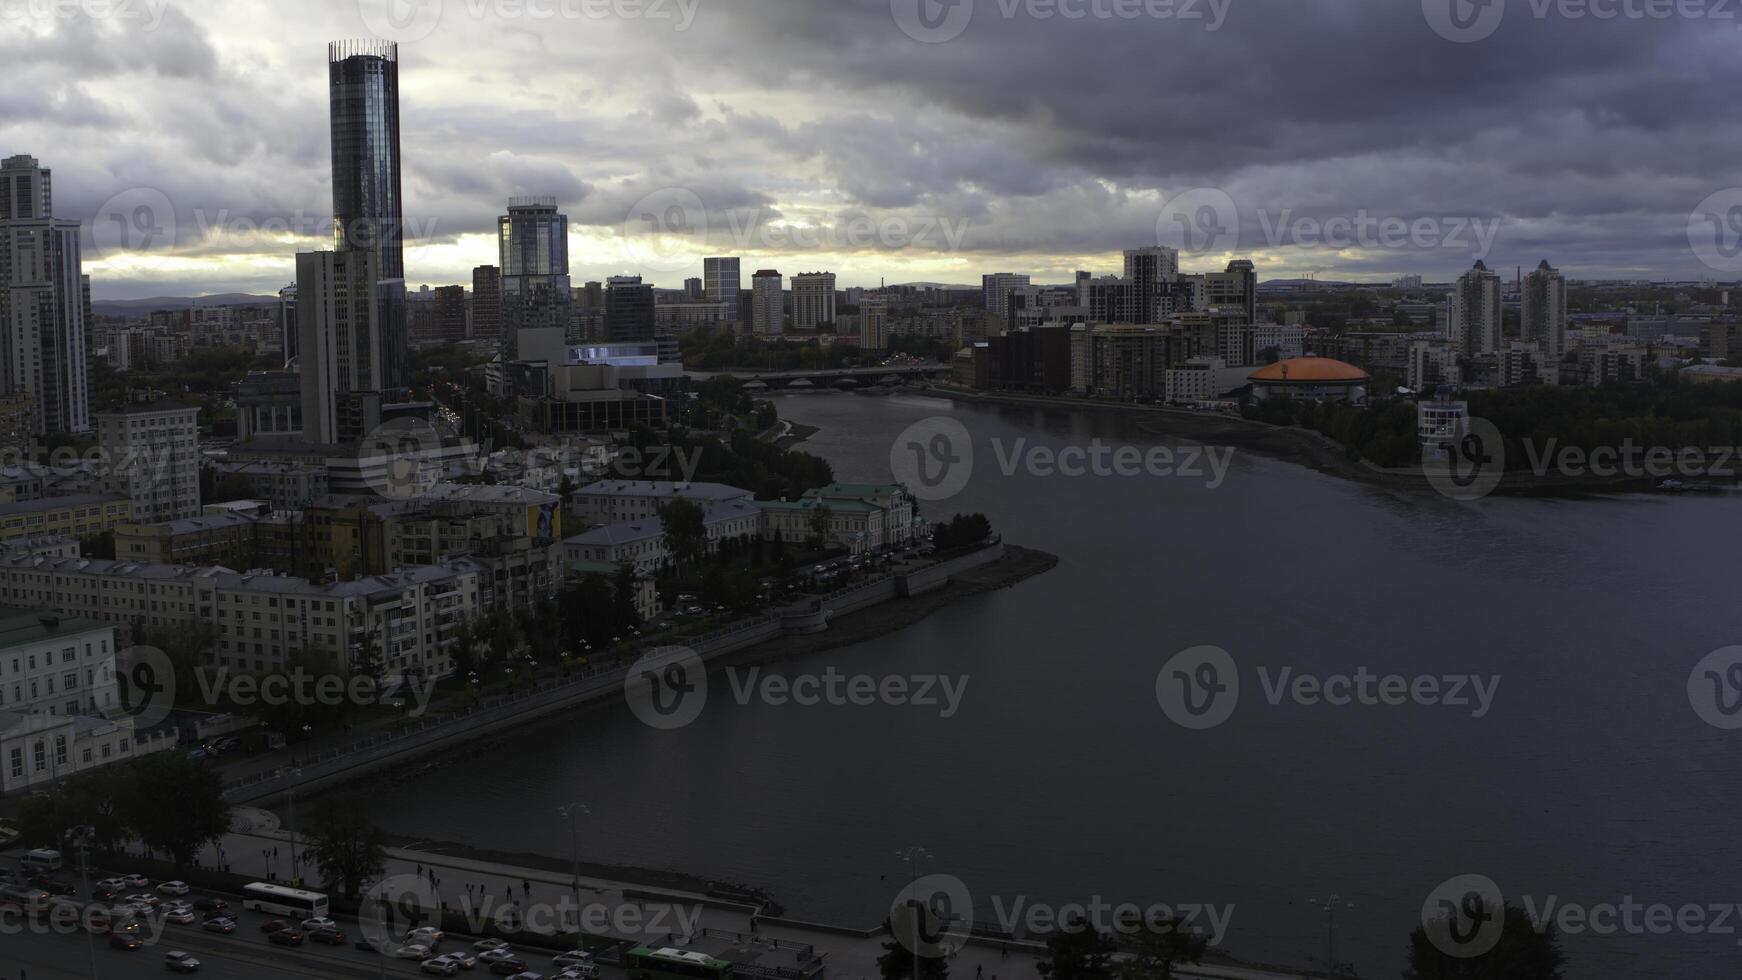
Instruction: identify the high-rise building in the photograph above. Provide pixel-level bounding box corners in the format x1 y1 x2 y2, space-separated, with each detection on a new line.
1086 276 1141 323
499 197 572 358
752 270 783 336
326 40 408 402
791 272 837 332
605 275 655 343
1124 247 1180 323
1204 259 1257 325
0 154 90 434
1521 259 1567 362
278 284 298 366
432 285 467 343
982 273 1030 318
471 265 501 341
297 248 389 444
704 257 741 319
97 399 200 523
1448 260 1502 358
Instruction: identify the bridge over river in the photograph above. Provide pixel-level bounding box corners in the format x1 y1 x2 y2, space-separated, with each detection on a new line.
684 363 950 388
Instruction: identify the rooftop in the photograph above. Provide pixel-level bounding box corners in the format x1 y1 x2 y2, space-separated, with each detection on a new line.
0 607 111 649
1248 357 1371 384
575 480 751 502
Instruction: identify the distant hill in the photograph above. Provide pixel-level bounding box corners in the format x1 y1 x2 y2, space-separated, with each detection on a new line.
91 294 280 316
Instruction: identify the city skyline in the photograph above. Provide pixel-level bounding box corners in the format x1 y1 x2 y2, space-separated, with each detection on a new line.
8 0 1742 299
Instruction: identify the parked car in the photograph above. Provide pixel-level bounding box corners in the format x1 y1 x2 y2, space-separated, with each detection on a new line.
202 917 236 934
267 928 304 947
156 880 189 896
479 947 520 965
445 950 478 969
96 877 128 891
124 892 160 908
164 950 202 973
557 964 598 979
119 874 150 889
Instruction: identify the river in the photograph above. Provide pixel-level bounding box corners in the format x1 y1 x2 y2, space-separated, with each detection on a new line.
366 392 1739 978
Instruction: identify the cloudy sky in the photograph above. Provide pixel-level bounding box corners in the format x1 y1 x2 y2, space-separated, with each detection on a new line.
5 0 1741 299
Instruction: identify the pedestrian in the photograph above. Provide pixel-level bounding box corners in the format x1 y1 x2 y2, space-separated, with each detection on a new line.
416 863 423 875
523 879 530 897
977 967 983 979
749 915 758 934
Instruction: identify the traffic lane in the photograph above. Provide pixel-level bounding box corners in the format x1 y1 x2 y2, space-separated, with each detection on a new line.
5 916 440 980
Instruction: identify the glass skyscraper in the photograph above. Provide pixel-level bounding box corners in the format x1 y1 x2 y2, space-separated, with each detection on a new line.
499 197 572 358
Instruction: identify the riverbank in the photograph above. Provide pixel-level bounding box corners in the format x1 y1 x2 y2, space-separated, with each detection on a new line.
910 384 1698 498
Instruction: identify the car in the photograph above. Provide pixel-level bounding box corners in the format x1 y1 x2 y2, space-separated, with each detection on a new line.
125 892 161 908
422 957 464 977
267 928 304 946
201 908 231 921
405 925 445 946
557 965 598 980
489 959 530 976
479 947 519 964
552 951 593 968
259 919 291 934
96 877 127 891
202 917 236 934
393 943 436 961
162 907 197 925
191 898 227 913
474 939 511 953
120 874 150 889
109 930 144 950
156 880 189 896
445 950 478 969
309 926 347 945
164 950 202 973
28 876 75 896
506 973 546 980
301 916 337 931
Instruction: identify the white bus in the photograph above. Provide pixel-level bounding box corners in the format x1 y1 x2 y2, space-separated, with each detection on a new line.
241 882 329 919
20 848 62 873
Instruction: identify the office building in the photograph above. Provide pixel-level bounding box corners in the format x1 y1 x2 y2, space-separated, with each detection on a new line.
605 275 655 343
471 265 501 341
1204 259 1258 325
0 155 90 434
296 248 391 444
791 272 837 332
431 284 467 343
278 284 298 365
751 270 783 336
500 197 572 357
704 257 741 319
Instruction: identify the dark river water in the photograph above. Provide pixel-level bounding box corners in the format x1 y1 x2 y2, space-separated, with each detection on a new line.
367 392 1741 979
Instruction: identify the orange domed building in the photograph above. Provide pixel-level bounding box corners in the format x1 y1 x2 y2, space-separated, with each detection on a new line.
1248 356 1371 403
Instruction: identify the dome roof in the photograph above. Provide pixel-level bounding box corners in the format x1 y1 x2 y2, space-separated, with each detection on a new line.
1248 357 1371 384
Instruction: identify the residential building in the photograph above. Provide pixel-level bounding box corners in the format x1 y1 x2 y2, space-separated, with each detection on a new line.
1408 339 1461 391
0 154 90 434
1124 247 1179 322
791 272 838 332
605 275 655 343
1521 260 1567 362
757 484 919 554
0 494 131 543
751 270 783 336
296 248 392 444
500 197 573 357
0 610 119 718
982 273 1031 319
1204 259 1258 325
1448 260 1502 358
96 399 201 524
569 480 752 525
472 265 501 341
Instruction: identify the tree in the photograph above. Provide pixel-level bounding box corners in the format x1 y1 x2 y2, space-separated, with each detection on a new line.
876 938 949 980
122 753 230 870
658 498 710 573
1116 917 1208 980
807 504 833 549
304 796 388 901
932 514 993 551
1405 901 1564 980
1037 915 1118 980
612 563 644 629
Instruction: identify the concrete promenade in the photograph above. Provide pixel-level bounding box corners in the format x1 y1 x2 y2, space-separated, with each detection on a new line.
199 808 1321 980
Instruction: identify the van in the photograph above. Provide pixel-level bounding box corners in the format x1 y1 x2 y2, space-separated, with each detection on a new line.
21 849 63 873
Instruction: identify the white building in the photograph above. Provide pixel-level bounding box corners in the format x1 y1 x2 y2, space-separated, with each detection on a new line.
0 155 90 434
1417 395 1469 462
1447 260 1502 358
1408 339 1461 391
751 270 783 336
569 480 752 525
982 273 1031 318
0 610 119 718
757 484 919 554
97 399 201 523
790 272 837 332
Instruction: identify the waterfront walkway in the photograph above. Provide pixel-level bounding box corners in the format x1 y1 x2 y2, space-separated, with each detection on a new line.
199 808 1320 980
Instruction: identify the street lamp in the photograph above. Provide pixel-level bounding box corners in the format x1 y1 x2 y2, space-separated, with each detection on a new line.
895 846 932 980
285 770 304 887
1307 894 1354 975
558 802 589 934
66 825 100 980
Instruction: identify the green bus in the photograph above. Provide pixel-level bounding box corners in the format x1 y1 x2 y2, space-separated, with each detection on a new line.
625 946 735 980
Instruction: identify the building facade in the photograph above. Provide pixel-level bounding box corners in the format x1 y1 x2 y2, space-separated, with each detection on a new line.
751 270 783 336
96 399 201 523
791 272 837 332
0 155 90 435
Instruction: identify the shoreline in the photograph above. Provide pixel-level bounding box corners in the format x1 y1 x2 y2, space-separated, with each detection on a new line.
908 383 1712 498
